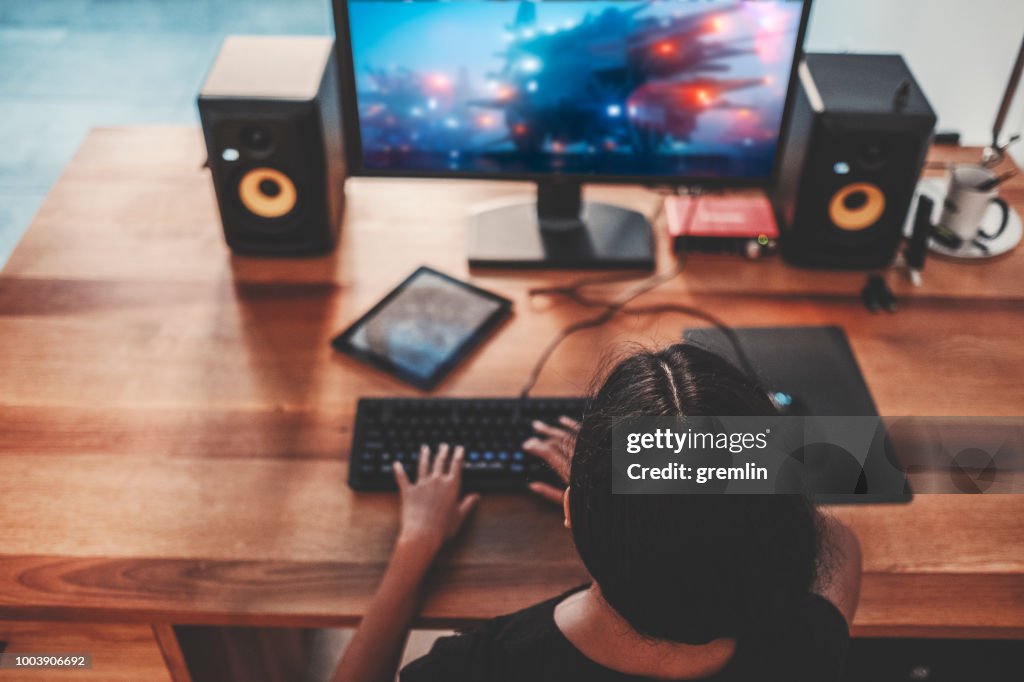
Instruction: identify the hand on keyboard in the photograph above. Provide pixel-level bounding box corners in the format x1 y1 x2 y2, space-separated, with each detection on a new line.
394 443 480 557
522 416 580 505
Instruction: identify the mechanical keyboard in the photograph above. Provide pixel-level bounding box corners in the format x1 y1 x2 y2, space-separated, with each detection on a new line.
348 397 587 491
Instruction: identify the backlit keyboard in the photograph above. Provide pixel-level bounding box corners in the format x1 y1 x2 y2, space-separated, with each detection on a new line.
348 397 587 491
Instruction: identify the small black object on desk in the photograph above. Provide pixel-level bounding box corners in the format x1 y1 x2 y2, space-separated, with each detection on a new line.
862 275 897 313
904 194 934 286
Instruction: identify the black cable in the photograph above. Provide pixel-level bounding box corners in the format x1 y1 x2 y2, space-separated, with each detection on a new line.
519 258 687 399
524 183 765 399
520 283 762 398
611 303 761 382
528 270 651 301
520 186 761 398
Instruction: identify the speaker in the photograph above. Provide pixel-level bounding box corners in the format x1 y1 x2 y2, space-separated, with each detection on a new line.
199 36 345 255
771 53 936 269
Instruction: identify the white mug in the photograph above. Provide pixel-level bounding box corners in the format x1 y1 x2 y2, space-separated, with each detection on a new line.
939 165 1009 244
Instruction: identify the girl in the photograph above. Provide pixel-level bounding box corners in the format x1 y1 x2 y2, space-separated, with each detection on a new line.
333 344 861 681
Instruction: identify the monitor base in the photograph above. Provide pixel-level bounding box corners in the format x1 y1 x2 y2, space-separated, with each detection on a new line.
467 199 655 270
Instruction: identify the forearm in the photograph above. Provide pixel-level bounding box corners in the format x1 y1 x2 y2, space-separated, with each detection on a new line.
331 539 437 682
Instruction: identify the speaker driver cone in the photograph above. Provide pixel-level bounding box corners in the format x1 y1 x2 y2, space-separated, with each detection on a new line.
238 167 297 218
828 182 885 231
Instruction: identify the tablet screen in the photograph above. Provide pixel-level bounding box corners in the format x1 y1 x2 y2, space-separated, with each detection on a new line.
341 268 509 385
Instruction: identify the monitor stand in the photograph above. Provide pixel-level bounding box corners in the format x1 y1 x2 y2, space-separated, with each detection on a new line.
467 179 655 269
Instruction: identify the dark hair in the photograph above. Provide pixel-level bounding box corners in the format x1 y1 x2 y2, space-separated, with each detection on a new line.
569 343 823 644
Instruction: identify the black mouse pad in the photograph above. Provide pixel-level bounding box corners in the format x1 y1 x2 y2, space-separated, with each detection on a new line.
684 325 911 504
684 325 877 416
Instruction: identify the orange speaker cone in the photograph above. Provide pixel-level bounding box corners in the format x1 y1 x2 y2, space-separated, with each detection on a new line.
238 167 297 218
828 182 885 231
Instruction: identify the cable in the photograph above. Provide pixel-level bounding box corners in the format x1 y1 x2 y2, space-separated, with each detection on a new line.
528 270 651 302
520 284 762 398
611 303 761 382
520 185 761 398
519 258 687 399
524 196 765 395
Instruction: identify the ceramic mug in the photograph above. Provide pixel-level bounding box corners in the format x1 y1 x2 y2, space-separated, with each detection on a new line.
939 164 1009 244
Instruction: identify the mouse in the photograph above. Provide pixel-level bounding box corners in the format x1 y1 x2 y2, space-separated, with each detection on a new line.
768 390 808 416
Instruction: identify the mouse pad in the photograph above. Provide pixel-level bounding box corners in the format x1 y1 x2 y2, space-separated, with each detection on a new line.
684 325 877 416
684 326 910 504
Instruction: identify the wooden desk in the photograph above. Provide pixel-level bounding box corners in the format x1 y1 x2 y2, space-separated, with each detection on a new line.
1 129 1022 676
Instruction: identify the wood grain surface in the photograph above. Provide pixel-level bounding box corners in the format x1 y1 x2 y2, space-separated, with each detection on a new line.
0 127 1022 638
0 620 174 681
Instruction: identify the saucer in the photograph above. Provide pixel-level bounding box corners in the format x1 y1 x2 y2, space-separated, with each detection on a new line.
904 178 1023 259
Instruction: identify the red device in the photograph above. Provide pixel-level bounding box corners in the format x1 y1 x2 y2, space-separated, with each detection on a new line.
665 193 779 258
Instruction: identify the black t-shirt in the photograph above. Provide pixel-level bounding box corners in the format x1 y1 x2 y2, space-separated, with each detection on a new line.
401 585 849 682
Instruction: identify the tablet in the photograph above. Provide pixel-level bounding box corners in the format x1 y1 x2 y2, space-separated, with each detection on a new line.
332 267 513 390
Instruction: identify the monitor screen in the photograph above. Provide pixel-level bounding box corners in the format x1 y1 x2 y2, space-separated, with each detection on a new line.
339 0 808 183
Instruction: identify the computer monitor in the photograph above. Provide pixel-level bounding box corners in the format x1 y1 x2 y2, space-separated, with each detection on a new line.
332 0 812 269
